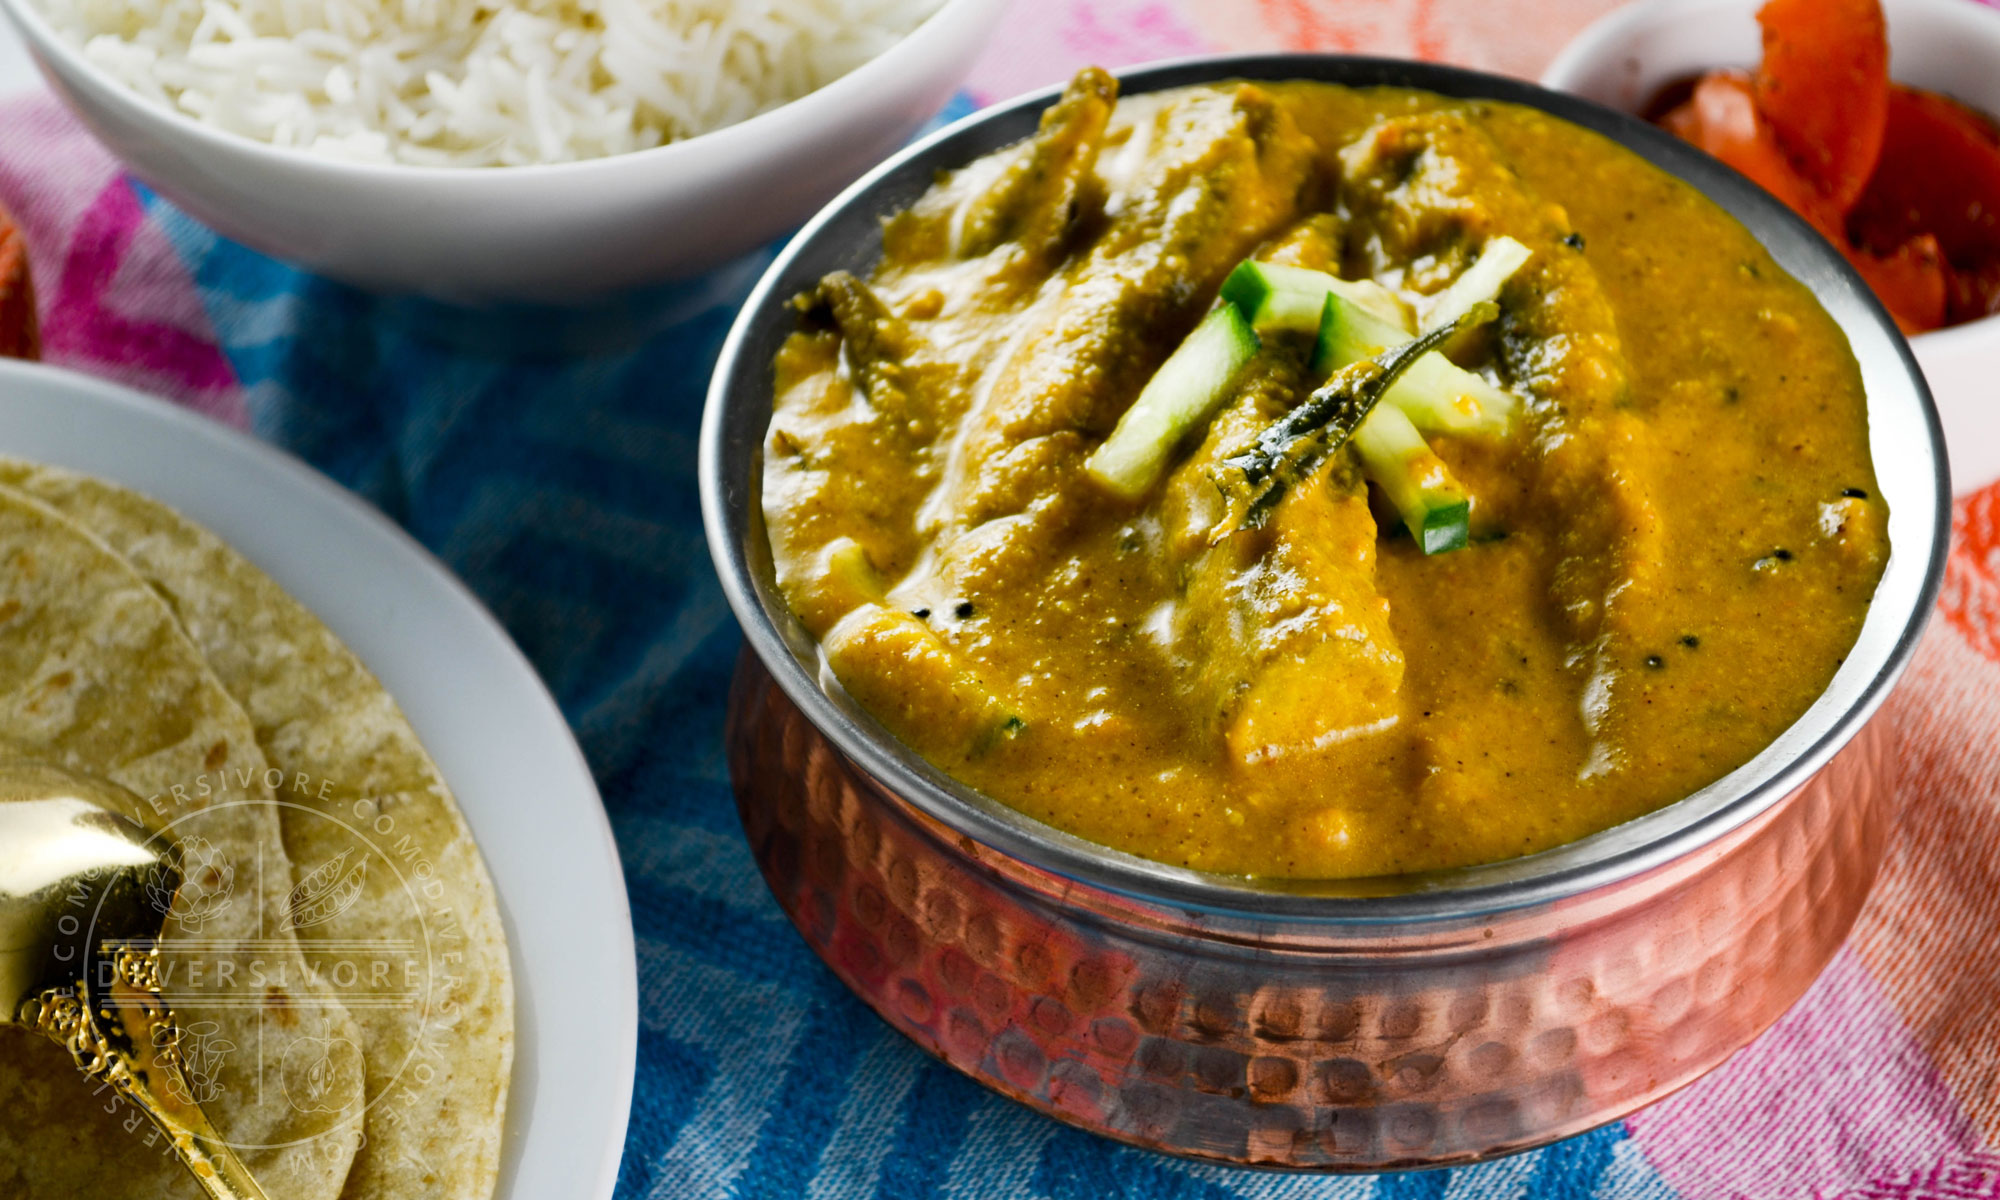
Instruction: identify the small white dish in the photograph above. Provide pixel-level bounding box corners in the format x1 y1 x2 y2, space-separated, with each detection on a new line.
0 359 637 1199
1544 0 2000 496
0 0 1003 302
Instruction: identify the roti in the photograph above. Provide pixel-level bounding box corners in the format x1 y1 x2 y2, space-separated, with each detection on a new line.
0 484 365 1199
0 460 513 1200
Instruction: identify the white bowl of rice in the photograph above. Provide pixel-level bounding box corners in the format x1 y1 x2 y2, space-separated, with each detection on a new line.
0 0 1003 299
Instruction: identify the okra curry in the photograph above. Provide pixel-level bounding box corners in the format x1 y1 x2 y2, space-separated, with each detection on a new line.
762 69 1888 879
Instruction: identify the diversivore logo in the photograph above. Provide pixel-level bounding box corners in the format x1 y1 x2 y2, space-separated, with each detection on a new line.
73 767 473 1160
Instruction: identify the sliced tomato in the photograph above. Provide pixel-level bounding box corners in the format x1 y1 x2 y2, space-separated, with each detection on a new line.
1655 0 2000 331
1846 232 1949 333
1662 72 1845 240
0 211 33 361
1753 0 1889 210
1850 85 2000 265
1946 253 2000 324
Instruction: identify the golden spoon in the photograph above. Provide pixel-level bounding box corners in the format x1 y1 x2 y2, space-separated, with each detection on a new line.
0 762 270 1200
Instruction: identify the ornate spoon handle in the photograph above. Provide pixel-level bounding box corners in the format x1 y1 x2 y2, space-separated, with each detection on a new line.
18 944 271 1200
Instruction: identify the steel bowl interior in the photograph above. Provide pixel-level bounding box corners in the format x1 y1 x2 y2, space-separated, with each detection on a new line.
701 53 1948 925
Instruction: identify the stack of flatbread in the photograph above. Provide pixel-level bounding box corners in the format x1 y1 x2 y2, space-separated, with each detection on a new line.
0 460 512 1200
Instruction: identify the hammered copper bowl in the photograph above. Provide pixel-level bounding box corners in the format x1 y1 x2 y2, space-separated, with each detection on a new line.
699 55 1950 1171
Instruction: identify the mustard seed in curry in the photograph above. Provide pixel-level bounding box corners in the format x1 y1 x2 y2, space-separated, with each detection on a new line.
762 69 1888 880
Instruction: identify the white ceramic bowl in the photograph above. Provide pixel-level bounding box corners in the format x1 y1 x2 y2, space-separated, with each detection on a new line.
1544 0 2000 496
0 0 1003 302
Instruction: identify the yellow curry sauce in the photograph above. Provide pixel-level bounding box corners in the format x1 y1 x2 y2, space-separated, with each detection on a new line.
762 72 1887 879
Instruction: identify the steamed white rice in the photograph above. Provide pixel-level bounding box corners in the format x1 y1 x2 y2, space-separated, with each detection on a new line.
36 0 943 165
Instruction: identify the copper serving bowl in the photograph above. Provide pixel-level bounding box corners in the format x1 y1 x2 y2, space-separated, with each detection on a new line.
699 55 1950 1170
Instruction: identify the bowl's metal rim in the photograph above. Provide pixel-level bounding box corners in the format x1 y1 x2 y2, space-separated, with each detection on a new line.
700 52 1950 926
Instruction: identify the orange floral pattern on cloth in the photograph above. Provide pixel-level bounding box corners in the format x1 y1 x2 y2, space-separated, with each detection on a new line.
1942 482 2000 662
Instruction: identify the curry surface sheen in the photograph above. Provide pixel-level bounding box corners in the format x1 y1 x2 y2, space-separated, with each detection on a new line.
762 77 1887 880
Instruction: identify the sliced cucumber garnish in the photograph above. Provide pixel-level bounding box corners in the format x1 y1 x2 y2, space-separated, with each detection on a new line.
1352 401 1472 555
1219 259 1410 334
1220 259 1518 437
1315 292 1516 437
1085 304 1260 501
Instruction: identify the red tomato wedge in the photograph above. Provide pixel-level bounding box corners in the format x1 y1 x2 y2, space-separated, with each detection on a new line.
1847 232 1949 333
1662 72 1845 240
1660 71 1948 331
1651 0 2000 331
1754 0 1889 210
0 207 34 361
1849 86 2000 263
1947 255 2000 323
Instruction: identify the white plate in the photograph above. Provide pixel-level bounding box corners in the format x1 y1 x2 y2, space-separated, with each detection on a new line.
0 359 636 1199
